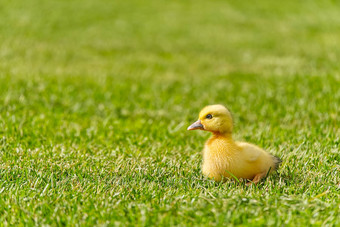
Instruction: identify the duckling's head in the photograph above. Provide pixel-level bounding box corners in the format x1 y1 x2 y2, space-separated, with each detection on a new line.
187 104 233 134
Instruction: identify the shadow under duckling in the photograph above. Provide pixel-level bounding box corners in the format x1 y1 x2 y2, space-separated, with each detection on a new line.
188 104 282 185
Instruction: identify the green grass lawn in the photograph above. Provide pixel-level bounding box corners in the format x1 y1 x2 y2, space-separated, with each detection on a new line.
0 0 339 226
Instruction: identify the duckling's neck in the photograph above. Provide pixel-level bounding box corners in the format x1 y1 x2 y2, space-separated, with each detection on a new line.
206 132 237 154
210 132 235 145
212 132 233 140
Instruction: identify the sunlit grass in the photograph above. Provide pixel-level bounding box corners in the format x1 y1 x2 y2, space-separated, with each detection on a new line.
0 0 339 225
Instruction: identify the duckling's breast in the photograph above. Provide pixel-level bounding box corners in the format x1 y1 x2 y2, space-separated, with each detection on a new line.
202 138 238 181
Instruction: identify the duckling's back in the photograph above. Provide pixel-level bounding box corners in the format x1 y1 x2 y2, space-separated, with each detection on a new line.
235 142 280 178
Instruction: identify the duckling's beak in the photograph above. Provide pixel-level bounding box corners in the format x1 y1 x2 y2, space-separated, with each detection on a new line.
187 120 204 130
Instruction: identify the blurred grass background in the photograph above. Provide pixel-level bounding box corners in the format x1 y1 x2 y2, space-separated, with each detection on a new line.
0 0 339 226
2 0 340 77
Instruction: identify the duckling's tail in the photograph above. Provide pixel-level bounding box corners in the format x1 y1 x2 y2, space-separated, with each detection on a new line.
272 155 282 171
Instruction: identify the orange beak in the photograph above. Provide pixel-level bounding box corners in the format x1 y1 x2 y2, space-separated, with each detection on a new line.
187 120 204 130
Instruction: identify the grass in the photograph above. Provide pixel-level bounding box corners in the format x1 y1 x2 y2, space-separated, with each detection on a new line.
0 0 339 226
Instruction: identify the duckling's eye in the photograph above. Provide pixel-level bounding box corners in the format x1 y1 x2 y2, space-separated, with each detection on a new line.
206 114 213 119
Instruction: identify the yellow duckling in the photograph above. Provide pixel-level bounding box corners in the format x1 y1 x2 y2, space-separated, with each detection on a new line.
188 104 281 184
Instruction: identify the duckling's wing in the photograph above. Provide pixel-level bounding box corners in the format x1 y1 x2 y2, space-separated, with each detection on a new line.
237 142 263 162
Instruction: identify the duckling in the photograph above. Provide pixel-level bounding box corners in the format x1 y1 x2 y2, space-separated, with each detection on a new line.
188 104 281 184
